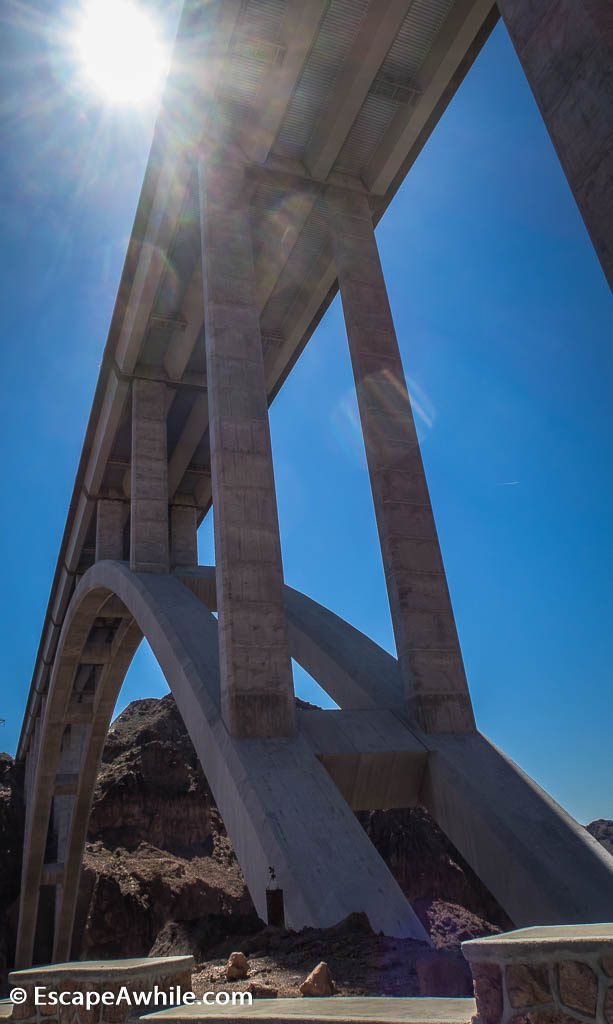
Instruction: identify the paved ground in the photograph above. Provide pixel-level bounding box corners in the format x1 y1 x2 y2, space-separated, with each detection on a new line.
144 997 476 1024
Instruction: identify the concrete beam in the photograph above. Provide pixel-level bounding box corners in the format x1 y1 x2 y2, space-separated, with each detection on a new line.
54 774 79 797
199 156 295 738
170 502 198 568
255 189 319 313
167 394 209 499
241 0 329 164
327 188 475 734
364 0 496 195
40 864 64 887
421 731 613 924
162 263 204 382
130 379 170 574
66 699 94 726
305 0 414 180
298 706 428 810
79 642 112 665
95 499 126 562
498 0 613 288
97 595 129 618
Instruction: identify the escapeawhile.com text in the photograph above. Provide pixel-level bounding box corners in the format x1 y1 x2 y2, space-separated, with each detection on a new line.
10 985 253 1009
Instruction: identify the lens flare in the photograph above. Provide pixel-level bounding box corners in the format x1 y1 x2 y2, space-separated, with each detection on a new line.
73 0 167 105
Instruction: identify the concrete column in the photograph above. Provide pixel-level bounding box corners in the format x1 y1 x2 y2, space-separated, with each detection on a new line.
327 188 475 734
130 378 169 573
199 155 295 738
498 0 613 288
95 499 125 561
52 725 86 924
170 502 198 567
24 723 38 808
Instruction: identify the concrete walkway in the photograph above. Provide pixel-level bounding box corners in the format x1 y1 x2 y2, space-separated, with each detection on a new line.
144 997 476 1024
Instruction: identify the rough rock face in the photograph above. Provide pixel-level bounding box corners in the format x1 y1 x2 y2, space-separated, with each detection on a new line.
586 819 613 856
74 696 259 961
0 752 24 989
357 808 513 935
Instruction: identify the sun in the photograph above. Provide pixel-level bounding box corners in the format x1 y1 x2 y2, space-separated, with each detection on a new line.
73 0 167 105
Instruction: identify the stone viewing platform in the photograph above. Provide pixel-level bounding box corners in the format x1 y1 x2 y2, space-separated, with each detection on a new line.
143 997 476 1023
6 925 613 1024
8 957 194 1024
463 924 613 1024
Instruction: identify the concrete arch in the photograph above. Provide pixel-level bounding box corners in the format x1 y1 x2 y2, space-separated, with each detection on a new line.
176 567 613 930
177 565 405 710
18 562 613 969
17 560 428 969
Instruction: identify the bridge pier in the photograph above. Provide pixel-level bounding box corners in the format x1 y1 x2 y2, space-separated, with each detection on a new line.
198 154 295 739
327 188 474 734
170 500 198 568
130 378 170 574
95 499 126 562
50 725 87 946
498 0 613 287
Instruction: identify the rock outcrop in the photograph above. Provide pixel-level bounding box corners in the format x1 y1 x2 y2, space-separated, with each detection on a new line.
586 819 613 856
357 807 513 934
74 696 259 961
0 752 24 988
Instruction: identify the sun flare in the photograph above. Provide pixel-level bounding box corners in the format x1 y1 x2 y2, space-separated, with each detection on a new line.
73 0 167 105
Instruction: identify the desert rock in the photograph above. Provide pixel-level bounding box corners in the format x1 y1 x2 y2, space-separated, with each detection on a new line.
300 961 336 997
226 951 249 980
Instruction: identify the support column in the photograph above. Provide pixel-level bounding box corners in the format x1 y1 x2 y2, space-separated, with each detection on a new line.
327 188 475 734
170 500 198 567
52 724 86 930
130 379 169 573
199 155 295 738
498 0 613 288
95 499 125 561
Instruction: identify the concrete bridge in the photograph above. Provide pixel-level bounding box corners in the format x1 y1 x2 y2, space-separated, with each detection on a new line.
14 0 613 970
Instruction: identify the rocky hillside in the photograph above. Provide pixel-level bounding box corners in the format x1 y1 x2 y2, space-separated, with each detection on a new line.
1 694 611 996
75 696 260 962
587 819 613 856
74 695 511 963
0 752 24 985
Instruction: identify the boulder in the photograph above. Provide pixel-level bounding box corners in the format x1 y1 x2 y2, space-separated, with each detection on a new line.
226 951 249 981
299 961 335 997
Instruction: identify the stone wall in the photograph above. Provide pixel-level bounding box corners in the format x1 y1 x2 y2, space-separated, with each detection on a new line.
463 926 613 1024
9 956 193 1024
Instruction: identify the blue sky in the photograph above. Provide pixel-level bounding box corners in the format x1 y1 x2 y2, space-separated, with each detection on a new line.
0 6 611 826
